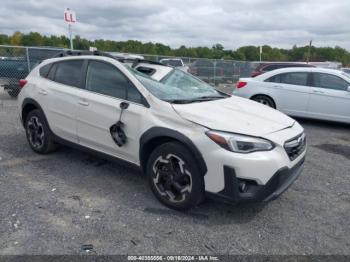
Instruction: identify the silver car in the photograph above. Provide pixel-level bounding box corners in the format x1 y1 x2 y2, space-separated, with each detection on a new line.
233 67 350 124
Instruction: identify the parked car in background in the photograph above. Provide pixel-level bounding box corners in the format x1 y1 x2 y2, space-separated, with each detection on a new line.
233 67 350 123
0 49 63 97
189 59 211 81
159 58 189 72
0 57 32 97
110 52 145 60
188 59 233 84
18 51 306 210
251 62 314 77
341 67 350 75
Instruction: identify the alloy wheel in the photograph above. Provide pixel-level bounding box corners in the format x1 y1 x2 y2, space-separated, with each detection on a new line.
27 116 45 150
152 154 192 203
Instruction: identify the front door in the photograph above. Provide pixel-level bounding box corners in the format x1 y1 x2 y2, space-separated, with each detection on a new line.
308 72 350 122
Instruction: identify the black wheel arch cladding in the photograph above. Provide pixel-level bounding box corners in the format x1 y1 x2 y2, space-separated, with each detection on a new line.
140 127 207 176
22 98 46 126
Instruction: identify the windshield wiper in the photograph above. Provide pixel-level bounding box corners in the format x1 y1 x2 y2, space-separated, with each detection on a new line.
196 95 226 100
166 99 198 104
166 95 226 104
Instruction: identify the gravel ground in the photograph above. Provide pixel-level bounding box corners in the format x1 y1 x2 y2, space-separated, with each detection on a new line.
0 89 349 255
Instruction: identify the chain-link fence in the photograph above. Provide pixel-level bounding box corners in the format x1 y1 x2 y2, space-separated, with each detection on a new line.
0 44 255 99
141 54 255 86
0 45 65 98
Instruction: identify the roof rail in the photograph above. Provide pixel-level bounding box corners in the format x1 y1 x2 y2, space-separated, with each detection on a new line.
53 50 115 59
52 50 165 67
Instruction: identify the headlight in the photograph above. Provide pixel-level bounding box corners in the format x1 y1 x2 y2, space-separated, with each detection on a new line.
206 131 274 153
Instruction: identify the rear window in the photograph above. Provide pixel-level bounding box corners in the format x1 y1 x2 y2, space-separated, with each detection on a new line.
39 63 52 78
54 60 84 88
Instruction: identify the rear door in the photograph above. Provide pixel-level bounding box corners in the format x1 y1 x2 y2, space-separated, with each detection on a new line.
76 60 149 164
265 71 311 116
308 72 350 122
39 60 84 143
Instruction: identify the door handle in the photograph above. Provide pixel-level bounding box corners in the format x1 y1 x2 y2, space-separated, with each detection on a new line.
38 89 48 95
78 100 89 106
313 90 324 94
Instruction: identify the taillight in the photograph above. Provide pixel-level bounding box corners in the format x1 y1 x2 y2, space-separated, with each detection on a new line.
19 79 27 88
236 81 247 88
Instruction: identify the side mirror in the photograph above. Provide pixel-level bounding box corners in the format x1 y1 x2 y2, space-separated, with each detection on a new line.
120 102 129 110
347 86 350 92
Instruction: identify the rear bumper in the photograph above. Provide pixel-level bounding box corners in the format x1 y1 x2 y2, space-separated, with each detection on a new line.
206 156 305 204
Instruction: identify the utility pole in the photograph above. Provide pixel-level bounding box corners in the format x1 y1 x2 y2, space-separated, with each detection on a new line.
307 40 312 64
68 23 73 50
259 46 262 62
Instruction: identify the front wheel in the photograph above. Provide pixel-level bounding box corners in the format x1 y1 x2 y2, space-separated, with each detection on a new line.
251 95 275 108
146 142 204 210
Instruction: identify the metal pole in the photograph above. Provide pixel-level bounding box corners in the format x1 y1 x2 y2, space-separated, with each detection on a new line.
69 24 73 50
25 47 31 72
259 46 262 62
307 40 312 64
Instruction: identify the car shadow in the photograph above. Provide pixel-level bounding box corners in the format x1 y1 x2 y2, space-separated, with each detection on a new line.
53 145 269 225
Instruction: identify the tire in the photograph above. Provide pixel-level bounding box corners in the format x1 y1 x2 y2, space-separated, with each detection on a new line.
146 142 205 210
24 109 57 154
251 95 275 108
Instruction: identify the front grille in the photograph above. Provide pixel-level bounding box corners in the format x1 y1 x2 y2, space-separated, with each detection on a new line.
284 133 306 161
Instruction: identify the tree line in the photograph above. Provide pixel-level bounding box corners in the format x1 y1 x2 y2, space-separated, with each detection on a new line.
1 31 350 66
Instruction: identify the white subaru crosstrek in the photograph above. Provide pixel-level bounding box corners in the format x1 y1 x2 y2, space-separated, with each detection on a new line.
18 52 306 210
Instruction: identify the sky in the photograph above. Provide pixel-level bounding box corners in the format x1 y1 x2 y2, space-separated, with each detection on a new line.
0 0 349 50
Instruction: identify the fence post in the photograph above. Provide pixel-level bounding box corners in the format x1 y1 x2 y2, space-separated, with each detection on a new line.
213 59 216 86
26 47 31 72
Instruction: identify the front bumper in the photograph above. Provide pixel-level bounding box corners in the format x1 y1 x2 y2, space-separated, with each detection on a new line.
206 156 305 204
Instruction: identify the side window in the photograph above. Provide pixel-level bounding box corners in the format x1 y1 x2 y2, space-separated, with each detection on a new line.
85 61 127 99
263 65 278 72
312 73 348 91
54 60 84 88
39 63 52 78
279 72 308 86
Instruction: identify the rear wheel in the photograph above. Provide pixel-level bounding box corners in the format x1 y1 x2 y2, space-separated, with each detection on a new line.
25 109 57 154
251 95 275 108
147 142 204 210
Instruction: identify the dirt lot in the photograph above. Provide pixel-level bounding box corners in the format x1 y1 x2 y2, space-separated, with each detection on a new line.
0 89 349 255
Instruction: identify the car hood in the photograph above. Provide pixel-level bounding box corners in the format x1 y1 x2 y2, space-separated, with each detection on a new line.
172 96 295 137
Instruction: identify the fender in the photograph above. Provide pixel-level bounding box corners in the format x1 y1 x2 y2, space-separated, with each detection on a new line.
139 127 207 176
21 98 46 126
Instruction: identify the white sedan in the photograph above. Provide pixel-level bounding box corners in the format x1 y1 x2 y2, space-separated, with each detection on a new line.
233 67 350 124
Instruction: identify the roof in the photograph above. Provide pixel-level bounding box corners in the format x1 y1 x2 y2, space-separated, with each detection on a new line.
255 67 348 80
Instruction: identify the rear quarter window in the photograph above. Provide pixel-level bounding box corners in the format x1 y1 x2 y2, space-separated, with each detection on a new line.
39 63 52 78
